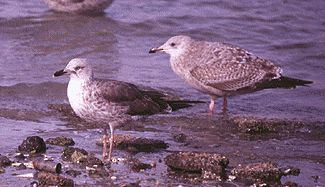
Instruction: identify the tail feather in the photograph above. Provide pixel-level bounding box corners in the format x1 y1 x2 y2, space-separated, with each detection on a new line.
140 90 204 111
256 76 313 89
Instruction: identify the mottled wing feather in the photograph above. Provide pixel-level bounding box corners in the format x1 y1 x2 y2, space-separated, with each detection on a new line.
190 42 281 91
191 63 265 91
94 79 143 102
92 79 161 115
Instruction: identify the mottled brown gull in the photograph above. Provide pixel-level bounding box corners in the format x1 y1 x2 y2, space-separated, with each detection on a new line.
53 58 199 161
43 0 114 14
149 35 312 114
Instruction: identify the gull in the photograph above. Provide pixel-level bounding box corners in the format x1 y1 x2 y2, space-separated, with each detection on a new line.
43 0 114 14
53 58 198 161
149 35 313 114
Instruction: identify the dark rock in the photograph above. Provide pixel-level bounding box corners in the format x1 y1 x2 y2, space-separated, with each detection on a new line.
87 166 110 178
97 134 134 148
0 155 11 167
173 133 187 143
231 162 282 182
119 137 168 152
18 136 46 154
121 182 141 187
30 181 38 187
16 163 27 170
14 153 26 161
66 170 82 177
61 147 103 167
165 152 229 180
78 154 103 167
231 116 308 134
61 147 88 161
126 157 153 172
97 134 168 152
283 181 298 187
280 166 300 176
45 136 75 146
37 171 74 187
47 104 78 118
311 175 320 182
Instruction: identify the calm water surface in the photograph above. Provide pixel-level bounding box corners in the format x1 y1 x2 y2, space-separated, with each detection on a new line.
0 0 324 186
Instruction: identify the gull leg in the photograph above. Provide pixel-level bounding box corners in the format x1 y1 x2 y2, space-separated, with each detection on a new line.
107 124 114 162
102 128 108 160
209 98 215 115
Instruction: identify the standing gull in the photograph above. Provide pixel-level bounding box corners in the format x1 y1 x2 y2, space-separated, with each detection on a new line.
149 35 312 114
53 58 196 161
43 0 114 14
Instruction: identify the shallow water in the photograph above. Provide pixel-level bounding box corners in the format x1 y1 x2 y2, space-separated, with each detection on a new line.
0 0 324 186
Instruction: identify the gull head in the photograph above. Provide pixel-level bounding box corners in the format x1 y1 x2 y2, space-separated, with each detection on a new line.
149 35 193 57
53 58 93 80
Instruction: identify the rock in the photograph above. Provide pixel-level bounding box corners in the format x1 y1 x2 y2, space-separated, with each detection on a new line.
66 169 82 177
280 166 300 176
97 134 168 152
61 147 88 161
18 136 46 154
47 104 78 118
231 162 282 182
126 157 153 172
45 136 75 146
119 137 168 152
87 166 110 178
0 155 11 167
78 154 103 167
173 133 187 143
37 171 74 187
121 183 141 187
283 181 298 187
61 147 103 167
231 116 308 134
14 153 26 161
164 152 229 180
30 181 38 187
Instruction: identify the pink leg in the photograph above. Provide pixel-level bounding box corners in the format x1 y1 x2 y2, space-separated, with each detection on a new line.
107 124 114 162
209 98 215 115
102 128 108 160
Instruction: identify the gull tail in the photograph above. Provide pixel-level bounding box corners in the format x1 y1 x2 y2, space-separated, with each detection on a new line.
140 90 204 111
256 76 313 89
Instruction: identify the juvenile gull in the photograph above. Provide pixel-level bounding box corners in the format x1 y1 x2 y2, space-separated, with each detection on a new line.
149 35 313 114
53 58 197 161
43 0 114 14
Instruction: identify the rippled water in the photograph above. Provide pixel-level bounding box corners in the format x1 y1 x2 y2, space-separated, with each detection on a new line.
0 0 324 186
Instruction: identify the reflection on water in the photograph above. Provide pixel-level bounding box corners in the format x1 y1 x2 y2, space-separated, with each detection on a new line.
0 0 324 186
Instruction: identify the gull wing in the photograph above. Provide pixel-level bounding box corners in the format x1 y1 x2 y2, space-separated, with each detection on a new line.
190 43 281 91
93 79 160 115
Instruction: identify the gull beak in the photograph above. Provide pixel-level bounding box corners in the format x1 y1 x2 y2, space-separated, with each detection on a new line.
149 47 164 53
53 69 67 77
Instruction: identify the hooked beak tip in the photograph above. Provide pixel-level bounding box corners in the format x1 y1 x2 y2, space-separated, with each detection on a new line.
53 69 66 77
149 47 163 54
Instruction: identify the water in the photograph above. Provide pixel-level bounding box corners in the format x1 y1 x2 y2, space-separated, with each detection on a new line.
0 0 324 186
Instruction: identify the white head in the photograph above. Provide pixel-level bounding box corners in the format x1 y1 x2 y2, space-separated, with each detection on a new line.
149 35 193 57
53 58 93 80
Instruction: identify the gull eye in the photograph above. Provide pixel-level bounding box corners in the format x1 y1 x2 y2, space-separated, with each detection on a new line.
170 42 176 47
74 66 84 71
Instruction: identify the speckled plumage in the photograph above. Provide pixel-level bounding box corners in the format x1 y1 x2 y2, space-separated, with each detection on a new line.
43 0 114 14
149 35 312 113
54 58 166 161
